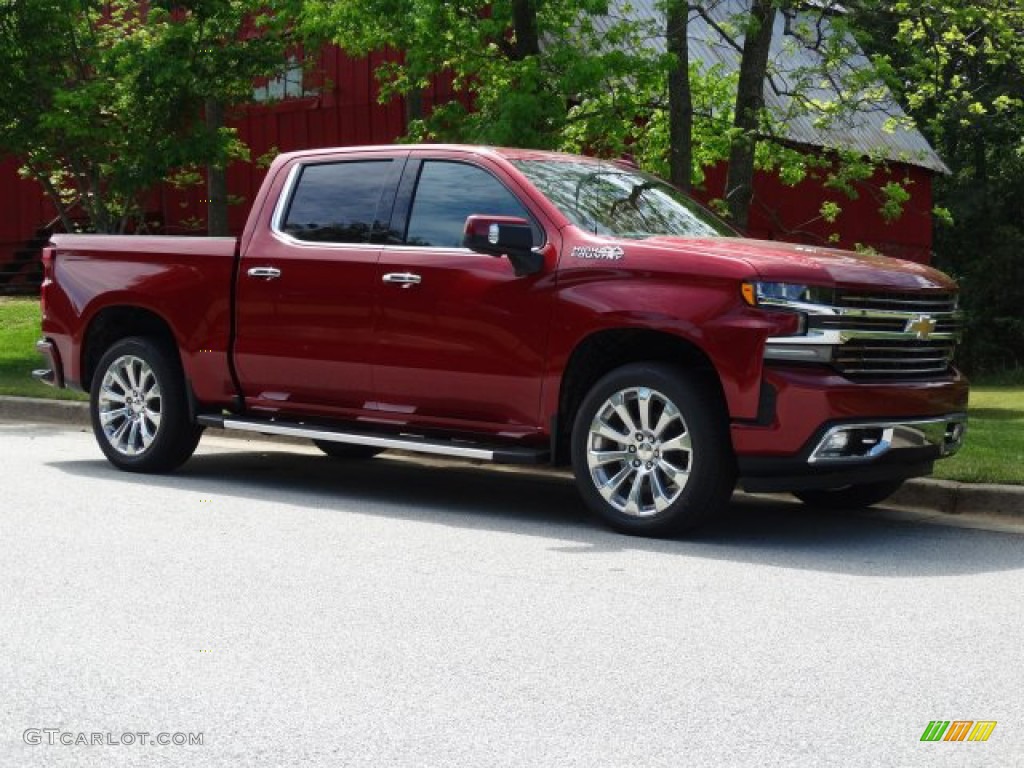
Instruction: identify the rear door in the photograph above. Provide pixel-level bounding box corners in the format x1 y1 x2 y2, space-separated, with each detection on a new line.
234 151 404 419
372 152 557 436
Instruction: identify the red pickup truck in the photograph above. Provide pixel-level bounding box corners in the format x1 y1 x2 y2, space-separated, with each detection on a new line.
36 144 968 535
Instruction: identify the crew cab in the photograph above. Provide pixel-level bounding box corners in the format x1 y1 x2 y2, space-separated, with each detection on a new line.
35 144 968 536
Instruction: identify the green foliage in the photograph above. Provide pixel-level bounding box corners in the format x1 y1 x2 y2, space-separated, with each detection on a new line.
304 0 662 150
852 0 1024 373
298 2 922 234
0 0 297 233
819 201 841 224
878 179 912 222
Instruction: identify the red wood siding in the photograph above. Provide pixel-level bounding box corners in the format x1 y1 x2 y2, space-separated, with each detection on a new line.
696 159 935 263
0 157 59 261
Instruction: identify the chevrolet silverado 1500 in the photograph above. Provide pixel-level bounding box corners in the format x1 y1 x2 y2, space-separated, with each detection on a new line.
36 144 968 535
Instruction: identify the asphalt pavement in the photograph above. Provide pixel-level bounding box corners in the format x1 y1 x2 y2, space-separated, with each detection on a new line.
1 419 1022 767
2 395 1021 522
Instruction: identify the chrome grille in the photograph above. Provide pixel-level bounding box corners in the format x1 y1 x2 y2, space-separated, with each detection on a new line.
835 290 958 314
766 288 964 380
833 340 956 379
809 315 961 334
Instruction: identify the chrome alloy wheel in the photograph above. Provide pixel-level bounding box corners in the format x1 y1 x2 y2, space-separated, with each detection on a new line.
585 386 693 518
97 354 163 456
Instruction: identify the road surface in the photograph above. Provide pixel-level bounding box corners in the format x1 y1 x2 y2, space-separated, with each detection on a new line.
1 420 1021 767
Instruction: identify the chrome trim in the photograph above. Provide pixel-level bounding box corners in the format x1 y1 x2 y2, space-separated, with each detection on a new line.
246 266 282 280
380 244 476 255
765 327 960 345
808 414 967 464
32 368 56 387
220 418 497 461
34 339 63 389
763 342 833 363
382 272 423 286
270 163 302 233
761 295 963 378
837 291 958 311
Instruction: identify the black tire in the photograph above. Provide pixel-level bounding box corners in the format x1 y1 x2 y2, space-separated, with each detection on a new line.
793 480 904 510
312 440 384 460
571 363 736 537
89 336 202 473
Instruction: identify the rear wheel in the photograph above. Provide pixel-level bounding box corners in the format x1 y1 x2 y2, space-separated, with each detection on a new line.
793 480 904 510
312 440 384 460
90 337 202 472
571 363 736 537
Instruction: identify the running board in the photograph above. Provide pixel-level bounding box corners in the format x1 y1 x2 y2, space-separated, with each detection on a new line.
196 415 549 465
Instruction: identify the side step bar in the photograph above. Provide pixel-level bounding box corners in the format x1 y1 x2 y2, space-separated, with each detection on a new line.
196 415 550 465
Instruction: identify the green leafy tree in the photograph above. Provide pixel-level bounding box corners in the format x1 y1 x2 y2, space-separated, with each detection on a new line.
0 0 296 234
302 1 925 236
566 3 920 236
302 0 663 149
850 0 1024 372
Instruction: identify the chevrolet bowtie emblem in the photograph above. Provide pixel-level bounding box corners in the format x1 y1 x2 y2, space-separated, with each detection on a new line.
906 315 937 340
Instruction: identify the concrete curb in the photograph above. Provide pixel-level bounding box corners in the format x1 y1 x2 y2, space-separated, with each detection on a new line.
3 394 1023 522
0 395 91 428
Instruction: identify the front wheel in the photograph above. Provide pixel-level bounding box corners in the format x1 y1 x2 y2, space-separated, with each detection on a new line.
90 337 202 472
793 480 904 510
571 363 736 537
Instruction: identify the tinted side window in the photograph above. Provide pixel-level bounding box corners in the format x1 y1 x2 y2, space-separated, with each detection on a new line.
282 160 393 243
405 161 538 248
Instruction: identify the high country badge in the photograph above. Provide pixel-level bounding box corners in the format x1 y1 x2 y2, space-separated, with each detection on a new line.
572 245 625 261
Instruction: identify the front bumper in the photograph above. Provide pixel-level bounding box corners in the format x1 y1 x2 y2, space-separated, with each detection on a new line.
732 365 969 493
738 413 966 493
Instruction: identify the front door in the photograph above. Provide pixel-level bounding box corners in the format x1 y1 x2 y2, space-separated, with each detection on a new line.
372 155 555 436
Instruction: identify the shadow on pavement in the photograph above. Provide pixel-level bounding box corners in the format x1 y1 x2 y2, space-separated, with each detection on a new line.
50 440 1024 578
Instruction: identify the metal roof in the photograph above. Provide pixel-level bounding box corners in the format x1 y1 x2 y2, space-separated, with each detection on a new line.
592 0 948 173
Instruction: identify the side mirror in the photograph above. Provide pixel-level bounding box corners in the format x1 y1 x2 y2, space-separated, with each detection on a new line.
463 215 543 276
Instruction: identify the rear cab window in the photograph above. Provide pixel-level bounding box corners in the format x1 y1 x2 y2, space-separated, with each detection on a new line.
279 159 396 244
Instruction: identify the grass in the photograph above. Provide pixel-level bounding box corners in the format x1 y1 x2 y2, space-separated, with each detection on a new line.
1 297 1021 483
933 386 1024 485
0 297 87 401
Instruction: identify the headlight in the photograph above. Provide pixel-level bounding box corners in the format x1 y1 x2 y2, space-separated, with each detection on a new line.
741 281 834 309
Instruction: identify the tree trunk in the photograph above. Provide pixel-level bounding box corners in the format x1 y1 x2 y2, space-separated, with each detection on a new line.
404 87 423 129
667 0 693 191
25 161 75 233
511 0 541 59
205 98 229 237
724 0 777 231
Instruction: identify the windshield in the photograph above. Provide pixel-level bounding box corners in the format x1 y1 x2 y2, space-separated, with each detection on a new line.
511 158 734 239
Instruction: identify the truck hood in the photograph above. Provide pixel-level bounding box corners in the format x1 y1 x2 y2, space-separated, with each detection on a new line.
642 236 957 291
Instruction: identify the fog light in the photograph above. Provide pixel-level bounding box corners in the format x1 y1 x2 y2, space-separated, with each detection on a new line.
810 426 891 462
822 431 850 453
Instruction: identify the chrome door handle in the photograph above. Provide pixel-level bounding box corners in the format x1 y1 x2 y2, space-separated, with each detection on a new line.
382 272 422 288
247 266 282 280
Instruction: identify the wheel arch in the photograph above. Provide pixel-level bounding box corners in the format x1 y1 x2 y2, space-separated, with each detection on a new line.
553 328 728 465
81 306 181 393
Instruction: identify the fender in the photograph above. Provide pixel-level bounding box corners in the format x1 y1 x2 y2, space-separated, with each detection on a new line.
49 235 237 402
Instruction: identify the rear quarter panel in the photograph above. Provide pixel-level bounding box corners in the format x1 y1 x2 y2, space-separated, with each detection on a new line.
44 234 238 403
